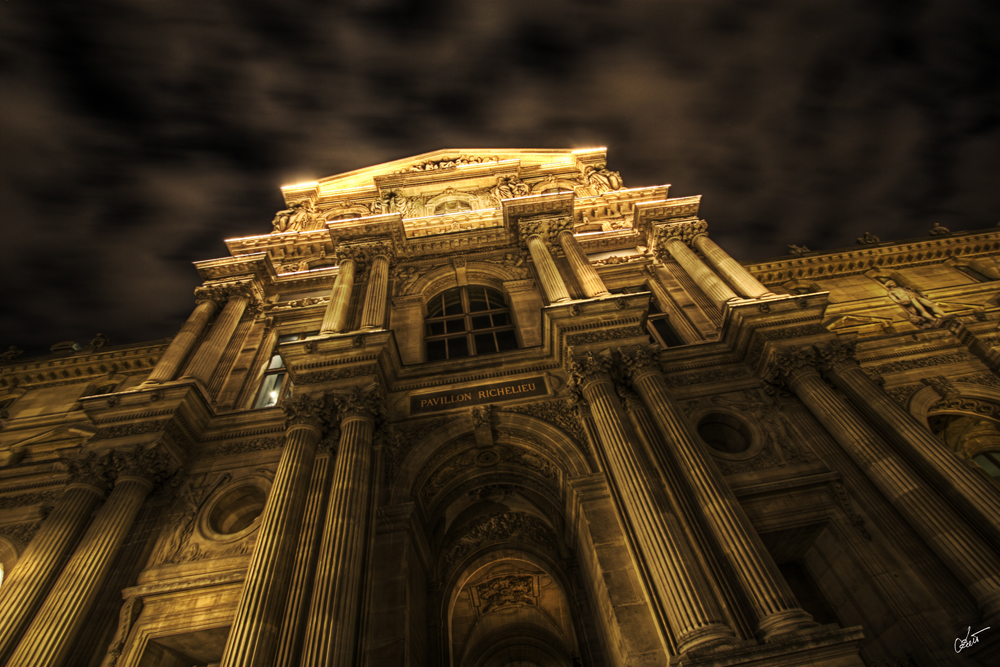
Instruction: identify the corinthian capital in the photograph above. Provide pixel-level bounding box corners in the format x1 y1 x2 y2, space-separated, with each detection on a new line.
767 345 820 386
567 349 614 388
335 241 396 271
112 445 177 485
655 220 708 246
332 383 385 421
61 450 115 491
195 279 256 306
282 393 335 431
519 216 574 250
814 339 858 373
618 344 662 381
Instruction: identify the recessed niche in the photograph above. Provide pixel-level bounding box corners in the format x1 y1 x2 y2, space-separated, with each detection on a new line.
208 485 266 537
698 413 752 454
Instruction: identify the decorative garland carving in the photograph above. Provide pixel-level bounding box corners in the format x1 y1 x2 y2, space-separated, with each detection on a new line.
441 511 558 570
395 154 500 173
331 384 385 421
830 482 872 541
664 366 754 388
102 597 144 667
0 520 42 547
202 436 284 459
282 393 335 430
928 397 1000 420
112 446 176 484
149 472 233 566
61 450 115 490
882 385 921 407
92 420 170 441
476 574 535 614
959 373 1000 389
0 490 60 509
502 399 586 450
421 444 559 504
296 364 378 385
864 351 973 377
565 325 645 347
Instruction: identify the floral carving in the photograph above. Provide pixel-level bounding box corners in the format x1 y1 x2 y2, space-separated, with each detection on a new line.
112 446 176 485
767 346 819 385
421 444 559 504
149 472 232 566
93 420 169 441
61 450 116 489
441 511 557 570
830 482 872 540
0 521 41 547
567 349 613 387
103 597 143 667
471 405 492 430
565 325 645 347
476 574 535 614
814 339 857 372
618 344 662 382
396 154 500 173
203 436 284 458
502 399 586 449
332 384 385 421
0 490 60 509
921 375 958 399
864 352 972 376
296 364 378 385
282 393 335 430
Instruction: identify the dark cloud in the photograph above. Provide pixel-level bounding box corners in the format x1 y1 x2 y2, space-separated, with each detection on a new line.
2 0 1000 354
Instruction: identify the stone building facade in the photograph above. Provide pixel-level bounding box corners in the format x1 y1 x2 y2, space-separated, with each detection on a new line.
1 148 999 667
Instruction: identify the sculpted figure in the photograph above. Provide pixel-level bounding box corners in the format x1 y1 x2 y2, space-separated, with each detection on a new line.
788 244 811 256
856 231 880 245
584 166 623 194
884 280 946 325
0 346 24 363
271 200 315 233
928 222 950 236
394 266 420 295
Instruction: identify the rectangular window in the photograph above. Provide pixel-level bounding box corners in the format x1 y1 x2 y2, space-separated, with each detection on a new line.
253 331 318 409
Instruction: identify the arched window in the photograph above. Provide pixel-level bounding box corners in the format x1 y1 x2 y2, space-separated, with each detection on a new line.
434 200 473 215
425 286 518 361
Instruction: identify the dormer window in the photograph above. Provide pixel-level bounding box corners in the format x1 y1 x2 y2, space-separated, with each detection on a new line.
425 286 518 361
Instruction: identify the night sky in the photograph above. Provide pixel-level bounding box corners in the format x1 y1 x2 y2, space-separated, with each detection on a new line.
3 1 1000 357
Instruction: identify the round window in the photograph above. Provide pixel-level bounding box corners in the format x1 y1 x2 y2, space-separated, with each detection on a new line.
698 414 752 454
208 485 267 536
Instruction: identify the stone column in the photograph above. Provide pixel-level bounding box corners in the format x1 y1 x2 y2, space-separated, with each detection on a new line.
144 296 218 384
817 339 1000 548
656 223 738 309
274 451 333 667
691 234 775 299
361 254 391 330
619 345 817 641
7 447 173 667
219 393 330 667
0 454 109 665
321 258 356 334
567 351 737 654
643 266 702 345
301 385 382 667
525 234 570 304
182 282 253 386
557 230 609 298
771 346 1000 621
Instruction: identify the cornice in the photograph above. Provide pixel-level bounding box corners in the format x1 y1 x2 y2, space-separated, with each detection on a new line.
0 342 168 390
746 229 1000 285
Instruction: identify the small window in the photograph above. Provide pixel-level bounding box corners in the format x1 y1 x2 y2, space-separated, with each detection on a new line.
433 200 473 215
253 331 318 409
610 286 685 348
425 286 518 361
973 451 1000 483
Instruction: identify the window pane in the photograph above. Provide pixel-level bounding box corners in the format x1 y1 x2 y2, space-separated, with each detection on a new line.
651 318 684 347
468 286 489 312
443 289 463 316
427 339 447 361
491 312 510 327
485 288 506 309
446 318 467 333
428 321 445 336
447 336 469 358
974 454 1000 481
427 294 445 318
267 353 285 370
475 333 498 354
496 329 518 351
277 333 300 343
254 372 286 409
471 315 492 330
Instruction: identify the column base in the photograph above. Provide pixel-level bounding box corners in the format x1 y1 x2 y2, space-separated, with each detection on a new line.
675 625 865 667
755 608 818 642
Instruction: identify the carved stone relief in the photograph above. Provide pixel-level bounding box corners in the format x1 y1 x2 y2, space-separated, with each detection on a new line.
441 511 558 570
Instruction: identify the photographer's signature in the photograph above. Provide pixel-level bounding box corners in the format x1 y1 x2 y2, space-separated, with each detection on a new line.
955 625 990 653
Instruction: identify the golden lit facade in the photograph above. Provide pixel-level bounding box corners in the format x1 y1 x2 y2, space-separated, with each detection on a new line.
1 148 999 667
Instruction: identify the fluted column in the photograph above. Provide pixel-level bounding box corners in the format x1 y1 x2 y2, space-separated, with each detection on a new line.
182 282 252 386
526 234 570 304
7 447 173 667
220 394 330 667
0 454 109 665
620 345 816 641
361 254 390 330
772 347 1000 620
567 352 736 654
302 384 382 667
691 234 775 299
558 230 609 298
817 339 1000 548
321 259 356 334
660 237 737 309
144 296 218 384
274 451 333 667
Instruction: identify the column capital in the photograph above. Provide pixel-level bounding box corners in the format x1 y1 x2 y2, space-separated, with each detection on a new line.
335 240 396 274
567 348 614 388
652 219 708 258
60 450 115 494
331 383 385 422
518 216 574 251
195 278 258 307
111 445 177 487
814 338 859 374
766 345 821 386
282 392 337 432
617 344 663 382
615 384 645 414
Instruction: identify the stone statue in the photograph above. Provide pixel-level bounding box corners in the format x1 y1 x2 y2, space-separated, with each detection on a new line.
856 231 880 245
491 176 530 202
883 280 946 326
0 346 23 363
584 166 623 194
394 266 420 296
89 333 110 350
788 244 811 256
271 200 315 233
928 222 950 236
